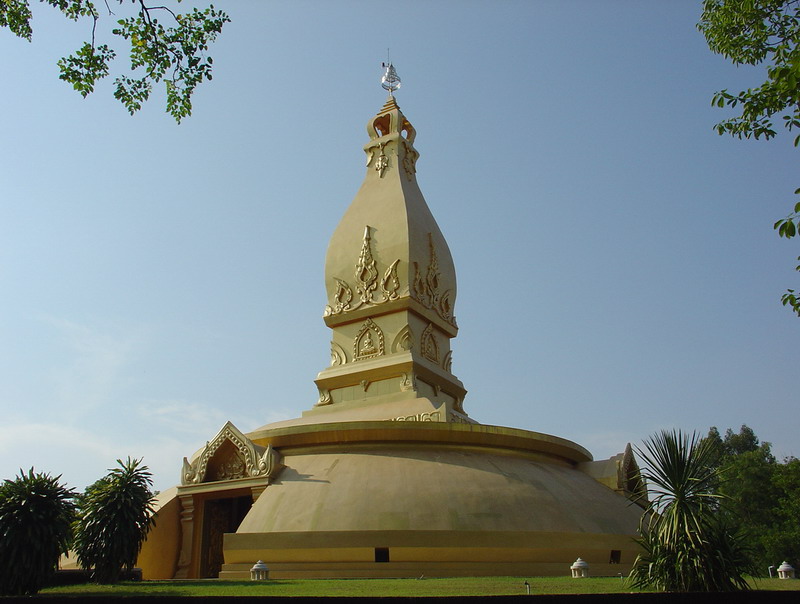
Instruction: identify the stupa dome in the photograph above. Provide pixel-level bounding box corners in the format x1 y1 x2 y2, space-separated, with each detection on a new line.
135 71 645 580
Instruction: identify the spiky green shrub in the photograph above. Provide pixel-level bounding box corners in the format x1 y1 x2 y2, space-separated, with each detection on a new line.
0 469 76 595
73 458 156 584
628 430 756 592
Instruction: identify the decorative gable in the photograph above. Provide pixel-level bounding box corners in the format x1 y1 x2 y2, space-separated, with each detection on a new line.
181 421 282 485
617 443 646 505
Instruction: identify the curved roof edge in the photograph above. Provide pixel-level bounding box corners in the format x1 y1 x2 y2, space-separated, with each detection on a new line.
247 421 592 465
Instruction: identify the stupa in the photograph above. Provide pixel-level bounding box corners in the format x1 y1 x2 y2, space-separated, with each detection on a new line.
136 65 644 579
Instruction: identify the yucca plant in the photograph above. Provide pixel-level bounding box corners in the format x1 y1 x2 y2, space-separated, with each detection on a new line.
0 469 76 595
73 458 156 584
628 430 756 592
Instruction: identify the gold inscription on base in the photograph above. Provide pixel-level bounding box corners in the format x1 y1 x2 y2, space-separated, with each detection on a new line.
391 411 440 422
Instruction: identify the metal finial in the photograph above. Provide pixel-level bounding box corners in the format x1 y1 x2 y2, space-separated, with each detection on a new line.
381 56 401 96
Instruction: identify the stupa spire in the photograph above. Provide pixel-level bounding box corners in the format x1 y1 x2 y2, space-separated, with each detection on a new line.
306 66 470 425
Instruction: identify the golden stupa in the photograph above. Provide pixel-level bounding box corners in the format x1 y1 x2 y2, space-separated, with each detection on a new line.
137 67 644 579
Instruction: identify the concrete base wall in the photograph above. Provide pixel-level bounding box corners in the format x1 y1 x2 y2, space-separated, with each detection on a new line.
221 529 637 579
220 561 632 579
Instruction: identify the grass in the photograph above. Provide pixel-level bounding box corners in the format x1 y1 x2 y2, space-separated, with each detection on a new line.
38 576 800 597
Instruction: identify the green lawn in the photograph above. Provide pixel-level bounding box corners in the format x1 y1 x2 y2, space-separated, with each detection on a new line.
38 576 800 597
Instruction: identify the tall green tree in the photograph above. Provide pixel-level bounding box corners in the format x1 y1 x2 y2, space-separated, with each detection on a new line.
706 426 777 527
73 457 156 584
705 425 800 572
0 469 76 596
764 457 800 568
0 1 230 122
698 1 800 317
628 430 755 592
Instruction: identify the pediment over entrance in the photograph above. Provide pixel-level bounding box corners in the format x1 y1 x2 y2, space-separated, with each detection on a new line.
181 421 282 485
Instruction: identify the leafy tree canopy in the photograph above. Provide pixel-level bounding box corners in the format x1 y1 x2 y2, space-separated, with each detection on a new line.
704 424 800 572
698 1 800 316
0 0 229 122
0 469 76 596
765 458 800 567
707 424 772 457
73 457 156 584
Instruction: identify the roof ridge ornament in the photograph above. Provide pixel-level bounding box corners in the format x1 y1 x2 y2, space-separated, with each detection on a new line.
381 54 401 97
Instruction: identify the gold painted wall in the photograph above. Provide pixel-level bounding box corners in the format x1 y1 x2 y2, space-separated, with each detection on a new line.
137 487 181 579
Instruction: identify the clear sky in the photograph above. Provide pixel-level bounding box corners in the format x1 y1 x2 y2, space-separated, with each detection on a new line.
1 1 797 492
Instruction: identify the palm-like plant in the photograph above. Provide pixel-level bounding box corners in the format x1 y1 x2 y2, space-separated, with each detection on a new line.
628 430 755 592
73 457 156 584
0 469 76 595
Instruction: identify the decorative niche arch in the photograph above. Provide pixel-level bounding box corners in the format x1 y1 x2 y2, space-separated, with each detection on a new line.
372 114 391 137
330 341 347 366
181 421 282 485
391 325 413 353
420 323 439 363
354 318 384 361
442 350 453 372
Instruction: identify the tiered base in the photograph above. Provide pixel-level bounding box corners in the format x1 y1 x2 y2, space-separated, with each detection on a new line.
219 529 636 579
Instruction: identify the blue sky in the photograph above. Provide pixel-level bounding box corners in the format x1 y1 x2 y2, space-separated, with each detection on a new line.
1 1 797 492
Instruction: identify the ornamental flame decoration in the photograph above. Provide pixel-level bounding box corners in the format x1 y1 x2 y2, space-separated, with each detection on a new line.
324 225 401 317
411 233 457 328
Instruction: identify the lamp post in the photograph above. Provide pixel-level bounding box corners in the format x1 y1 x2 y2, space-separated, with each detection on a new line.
570 558 589 578
777 561 795 580
250 560 269 581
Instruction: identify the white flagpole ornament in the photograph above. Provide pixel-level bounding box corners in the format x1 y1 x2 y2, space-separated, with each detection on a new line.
381 59 401 96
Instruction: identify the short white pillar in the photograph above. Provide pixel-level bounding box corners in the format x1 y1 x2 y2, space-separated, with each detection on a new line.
570 557 589 578
777 561 795 580
250 560 269 581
